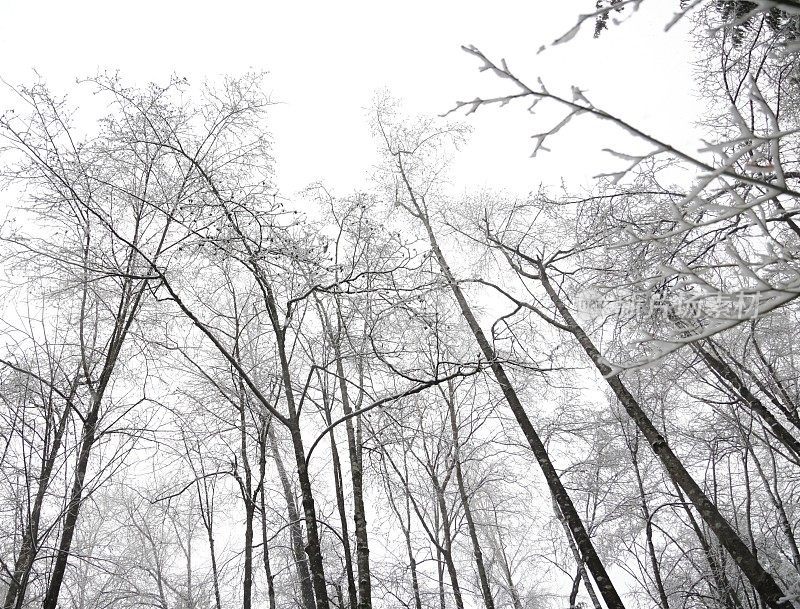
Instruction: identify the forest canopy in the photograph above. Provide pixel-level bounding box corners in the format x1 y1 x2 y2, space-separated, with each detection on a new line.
1 2 800 609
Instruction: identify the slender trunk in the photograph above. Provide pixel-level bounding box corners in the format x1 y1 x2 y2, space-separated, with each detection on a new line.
433 478 465 609
747 440 800 570
260 468 277 609
410 203 625 609
381 451 423 609
4 384 74 609
435 502 446 609
196 472 222 609
627 436 671 609
488 508 524 609
551 495 603 609
569 569 582 609
207 524 222 609
672 481 743 609
318 299 372 609
186 498 194 609
750 332 800 432
333 346 371 609
445 384 495 609
537 266 787 608
234 351 255 609
243 503 255 609
696 344 800 462
325 394 358 609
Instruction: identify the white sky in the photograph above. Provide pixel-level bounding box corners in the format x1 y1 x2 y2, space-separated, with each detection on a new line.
0 3 710 601
1 1 703 198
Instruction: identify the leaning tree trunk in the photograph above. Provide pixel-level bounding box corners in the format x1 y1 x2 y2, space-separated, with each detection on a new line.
432 475 465 609
405 195 626 609
695 344 800 463
627 434 671 609
537 265 788 609
42 391 103 609
551 495 603 609
4 381 75 609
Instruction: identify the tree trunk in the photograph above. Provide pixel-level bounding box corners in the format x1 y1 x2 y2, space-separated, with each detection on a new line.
318 299 372 609
696 344 800 462
260 460 277 609
433 476 465 609
324 391 358 609
4 382 74 609
445 383 495 609
265 283 330 609
42 393 102 609
409 201 626 609
269 426 316 609
627 434 671 609
488 504 524 609
551 495 603 609
537 265 788 609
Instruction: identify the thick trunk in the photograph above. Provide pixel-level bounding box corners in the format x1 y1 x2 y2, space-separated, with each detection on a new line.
42 395 102 609
269 426 316 609
266 284 330 609
537 267 788 608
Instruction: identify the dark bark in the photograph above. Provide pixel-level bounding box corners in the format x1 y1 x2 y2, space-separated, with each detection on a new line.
696 344 800 462
42 391 103 609
269 426 316 609
405 195 626 609
323 388 358 609
569 568 582 609
626 434 671 609
317 298 372 609
537 265 788 609
444 382 495 609
264 283 330 609
3 378 76 609
551 496 603 609
432 475 465 609
260 449 277 609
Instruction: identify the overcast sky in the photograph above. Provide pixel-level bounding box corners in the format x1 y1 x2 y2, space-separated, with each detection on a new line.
1 1 703 197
